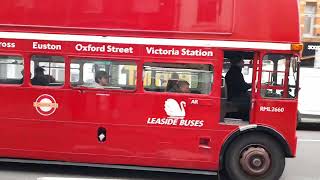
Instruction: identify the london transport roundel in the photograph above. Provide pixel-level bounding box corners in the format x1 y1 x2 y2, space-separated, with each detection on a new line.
33 94 59 116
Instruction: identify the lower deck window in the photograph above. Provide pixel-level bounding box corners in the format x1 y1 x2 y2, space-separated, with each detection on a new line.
71 58 137 90
144 62 213 94
0 55 24 85
31 55 65 86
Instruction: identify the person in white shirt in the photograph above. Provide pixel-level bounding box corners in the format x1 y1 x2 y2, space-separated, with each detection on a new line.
93 71 109 88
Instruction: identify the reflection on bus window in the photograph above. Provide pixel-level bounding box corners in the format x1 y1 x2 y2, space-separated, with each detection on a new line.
31 55 65 86
0 55 24 85
222 58 253 84
143 62 213 94
70 58 137 90
289 56 299 98
261 54 298 99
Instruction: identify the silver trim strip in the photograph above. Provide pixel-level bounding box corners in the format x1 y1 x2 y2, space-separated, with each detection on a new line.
0 31 292 50
239 124 258 131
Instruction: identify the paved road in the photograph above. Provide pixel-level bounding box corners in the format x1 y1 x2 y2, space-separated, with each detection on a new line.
281 125 320 180
0 127 320 180
0 163 216 180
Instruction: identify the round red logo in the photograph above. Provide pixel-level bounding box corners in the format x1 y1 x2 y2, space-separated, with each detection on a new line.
33 94 58 116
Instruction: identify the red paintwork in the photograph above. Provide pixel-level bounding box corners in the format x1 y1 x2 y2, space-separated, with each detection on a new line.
0 0 299 172
0 0 299 43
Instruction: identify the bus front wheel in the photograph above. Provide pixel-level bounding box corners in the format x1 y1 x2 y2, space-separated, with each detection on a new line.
224 133 285 180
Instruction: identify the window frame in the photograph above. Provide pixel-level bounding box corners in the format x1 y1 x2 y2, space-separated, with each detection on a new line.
0 53 25 86
69 56 139 92
142 59 215 96
29 54 66 88
258 53 299 99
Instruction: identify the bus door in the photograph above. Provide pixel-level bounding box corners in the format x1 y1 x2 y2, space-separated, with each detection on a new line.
139 61 219 168
252 53 299 132
68 58 139 161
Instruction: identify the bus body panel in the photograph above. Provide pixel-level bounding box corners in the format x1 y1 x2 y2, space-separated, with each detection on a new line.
252 98 298 156
0 0 299 175
0 81 234 171
0 0 299 43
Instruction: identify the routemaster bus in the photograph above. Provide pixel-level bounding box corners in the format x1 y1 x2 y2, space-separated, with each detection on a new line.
0 0 301 180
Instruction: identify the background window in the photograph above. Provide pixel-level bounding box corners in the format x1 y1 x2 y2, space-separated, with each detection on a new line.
304 2 317 36
31 55 65 86
143 62 213 94
71 58 137 90
0 55 24 85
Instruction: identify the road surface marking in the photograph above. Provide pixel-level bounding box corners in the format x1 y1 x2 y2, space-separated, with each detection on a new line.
38 178 127 180
298 139 320 142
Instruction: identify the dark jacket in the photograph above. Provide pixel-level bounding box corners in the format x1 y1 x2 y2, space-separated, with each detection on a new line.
31 75 49 86
225 65 251 100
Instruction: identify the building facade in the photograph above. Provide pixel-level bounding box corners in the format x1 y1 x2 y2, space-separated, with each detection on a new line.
298 0 320 117
300 0 320 67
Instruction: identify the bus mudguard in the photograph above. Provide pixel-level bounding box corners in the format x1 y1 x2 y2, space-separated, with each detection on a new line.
219 124 293 170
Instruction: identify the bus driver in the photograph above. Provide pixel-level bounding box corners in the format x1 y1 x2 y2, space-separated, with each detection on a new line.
225 56 251 121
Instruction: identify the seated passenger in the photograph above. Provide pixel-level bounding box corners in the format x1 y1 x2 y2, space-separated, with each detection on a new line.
31 66 49 86
225 56 252 121
92 71 109 88
43 75 55 83
166 72 179 92
168 80 190 93
177 80 190 93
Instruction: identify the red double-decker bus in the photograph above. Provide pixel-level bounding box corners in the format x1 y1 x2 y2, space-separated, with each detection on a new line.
0 0 301 179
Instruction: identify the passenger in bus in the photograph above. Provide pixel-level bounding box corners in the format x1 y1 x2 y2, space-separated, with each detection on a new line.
166 73 179 92
168 80 190 93
93 71 109 88
45 75 56 83
176 80 190 93
31 66 49 86
225 56 252 121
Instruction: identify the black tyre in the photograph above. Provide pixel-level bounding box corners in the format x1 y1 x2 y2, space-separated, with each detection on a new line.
297 111 301 128
224 133 285 180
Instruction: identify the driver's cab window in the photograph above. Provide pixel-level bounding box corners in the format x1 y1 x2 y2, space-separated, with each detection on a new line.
261 54 299 99
289 57 299 98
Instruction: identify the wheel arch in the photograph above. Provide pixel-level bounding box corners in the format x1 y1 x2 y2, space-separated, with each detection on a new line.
219 124 293 170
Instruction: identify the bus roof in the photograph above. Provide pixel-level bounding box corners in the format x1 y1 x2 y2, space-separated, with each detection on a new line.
0 0 300 44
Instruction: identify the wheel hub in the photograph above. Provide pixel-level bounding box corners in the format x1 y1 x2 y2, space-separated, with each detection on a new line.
240 147 271 176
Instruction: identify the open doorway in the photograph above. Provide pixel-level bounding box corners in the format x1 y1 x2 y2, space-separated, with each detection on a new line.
220 51 255 124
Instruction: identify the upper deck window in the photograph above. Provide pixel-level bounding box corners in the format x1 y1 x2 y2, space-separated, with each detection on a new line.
304 2 317 37
0 55 23 85
144 62 213 94
0 0 234 34
71 58 137 90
